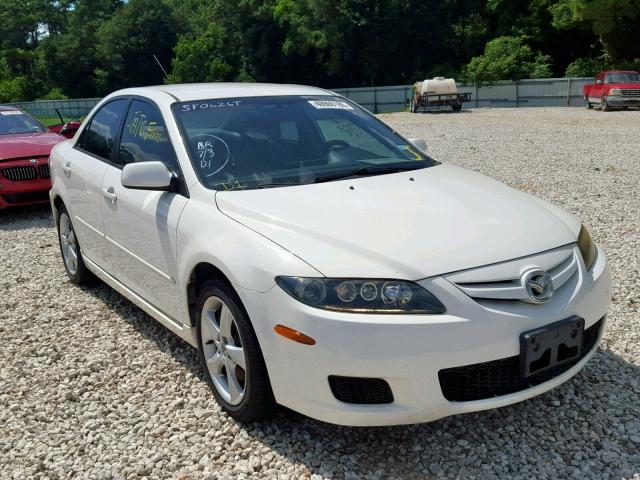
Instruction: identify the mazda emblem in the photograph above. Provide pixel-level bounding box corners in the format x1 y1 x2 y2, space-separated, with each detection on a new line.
522 269 554 304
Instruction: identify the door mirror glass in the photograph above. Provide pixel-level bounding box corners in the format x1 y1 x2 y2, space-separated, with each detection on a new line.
409 137 428 153
60 121 80 139
121 161 175 191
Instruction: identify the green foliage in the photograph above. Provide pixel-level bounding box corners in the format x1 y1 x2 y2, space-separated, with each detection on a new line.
169 24 234 83
39 87 68 100
95 0 180 90
463 36 552 83
1 0 640 101
565 57 607 76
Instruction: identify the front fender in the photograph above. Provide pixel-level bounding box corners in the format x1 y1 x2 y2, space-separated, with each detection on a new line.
177 198 322 322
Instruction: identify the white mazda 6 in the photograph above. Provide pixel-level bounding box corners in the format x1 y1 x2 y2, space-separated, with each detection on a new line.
49 83 611 426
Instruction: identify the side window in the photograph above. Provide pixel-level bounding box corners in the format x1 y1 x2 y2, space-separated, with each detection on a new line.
118 100 177 171
82 100 128 160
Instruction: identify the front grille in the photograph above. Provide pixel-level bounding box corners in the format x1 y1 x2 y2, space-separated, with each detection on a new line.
328 376 394 404
621 89 640 96
38 164 50 178
1 166 37 181
1 190 50 204
438 318 603 402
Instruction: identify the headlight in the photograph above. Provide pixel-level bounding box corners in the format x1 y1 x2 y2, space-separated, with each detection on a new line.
275 277 446 314
577 224 597 271
609 88 622 95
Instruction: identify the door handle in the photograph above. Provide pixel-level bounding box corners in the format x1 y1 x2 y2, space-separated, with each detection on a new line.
62 162 71 176
102 187 117 203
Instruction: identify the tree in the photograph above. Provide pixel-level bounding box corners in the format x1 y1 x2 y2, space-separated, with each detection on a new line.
463 36 552 83
95 0 181 91
39 0 124 98
169 23 236 83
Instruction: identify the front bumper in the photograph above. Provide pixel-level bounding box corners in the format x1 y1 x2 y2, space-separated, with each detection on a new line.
606 95 640 107
0 158 51 209
239 246 611 426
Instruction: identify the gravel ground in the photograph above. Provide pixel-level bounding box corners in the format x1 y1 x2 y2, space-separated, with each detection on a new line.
1 107 639 480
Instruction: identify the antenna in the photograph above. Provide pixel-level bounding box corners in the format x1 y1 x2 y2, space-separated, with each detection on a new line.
153 54 169 80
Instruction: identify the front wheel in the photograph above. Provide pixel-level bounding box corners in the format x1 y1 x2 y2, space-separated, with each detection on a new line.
602 95 611 111
196 280 275 422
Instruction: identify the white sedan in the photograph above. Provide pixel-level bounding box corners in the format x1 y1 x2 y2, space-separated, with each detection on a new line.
49 84 611 426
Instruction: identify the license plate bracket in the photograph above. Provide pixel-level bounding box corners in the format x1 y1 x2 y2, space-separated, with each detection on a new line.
519 316 584 378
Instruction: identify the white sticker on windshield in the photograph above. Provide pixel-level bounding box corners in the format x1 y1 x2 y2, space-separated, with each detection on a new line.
308 100 354 110
0 111 23 115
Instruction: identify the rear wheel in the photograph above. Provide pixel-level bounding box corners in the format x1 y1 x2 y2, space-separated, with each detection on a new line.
56 204 92 285
196 280 275 422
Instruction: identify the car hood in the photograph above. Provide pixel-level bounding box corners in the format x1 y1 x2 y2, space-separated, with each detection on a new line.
215 164 580 279
0 132 64 161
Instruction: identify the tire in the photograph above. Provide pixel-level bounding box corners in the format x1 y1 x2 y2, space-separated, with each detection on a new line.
584 96 593 109
452 103 462 112
602 95 611 111
56 204 93 285
411 99 418 113
196 279 275 422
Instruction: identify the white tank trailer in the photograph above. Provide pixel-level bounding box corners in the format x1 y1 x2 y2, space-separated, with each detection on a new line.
410 77 471 112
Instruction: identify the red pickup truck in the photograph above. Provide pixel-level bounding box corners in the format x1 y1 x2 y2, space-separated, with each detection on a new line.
583 70 640 111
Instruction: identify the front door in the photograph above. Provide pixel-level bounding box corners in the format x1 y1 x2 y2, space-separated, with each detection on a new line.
100 99 188 320
64 99 129 269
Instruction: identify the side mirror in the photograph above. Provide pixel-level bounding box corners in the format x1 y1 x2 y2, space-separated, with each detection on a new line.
60 121 80 139
121 161 175 191
408 137 428 153
595 79 602 85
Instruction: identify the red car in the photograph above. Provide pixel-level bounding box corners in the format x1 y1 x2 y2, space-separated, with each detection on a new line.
0 106 79 209
583 70 640 111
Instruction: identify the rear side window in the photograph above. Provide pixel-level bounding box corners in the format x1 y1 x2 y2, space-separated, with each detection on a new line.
81 100 128 160
117 100 177 171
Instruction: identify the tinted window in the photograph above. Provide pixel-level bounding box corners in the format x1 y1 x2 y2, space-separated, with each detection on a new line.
118 100 177 170
83 100 128 160
173 96 433 191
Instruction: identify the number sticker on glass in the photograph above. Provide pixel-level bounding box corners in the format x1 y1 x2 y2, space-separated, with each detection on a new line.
308 100 354 110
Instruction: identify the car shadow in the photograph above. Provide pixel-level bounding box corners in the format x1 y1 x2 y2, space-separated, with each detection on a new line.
83 281 640 478
0 204 53 231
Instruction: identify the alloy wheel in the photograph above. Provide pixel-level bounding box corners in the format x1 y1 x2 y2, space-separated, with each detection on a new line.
200 296 247 405
59 213 78 275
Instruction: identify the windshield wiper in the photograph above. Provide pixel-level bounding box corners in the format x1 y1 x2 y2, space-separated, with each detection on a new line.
256 182 300 189
314 165 422 183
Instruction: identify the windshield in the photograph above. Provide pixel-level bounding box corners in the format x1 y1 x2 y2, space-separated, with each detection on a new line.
173 95 435 190
0 110 47 135
605 72 640 83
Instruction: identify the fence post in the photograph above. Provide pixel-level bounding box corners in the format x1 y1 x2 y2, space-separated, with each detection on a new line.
373 88 378 114
515 81 519 108
566 77 572 106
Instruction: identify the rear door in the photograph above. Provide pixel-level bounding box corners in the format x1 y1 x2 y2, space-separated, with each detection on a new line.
100 99 188 320
64 99 129 270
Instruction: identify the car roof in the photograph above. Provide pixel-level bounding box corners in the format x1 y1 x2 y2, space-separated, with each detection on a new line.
111 82 334 102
